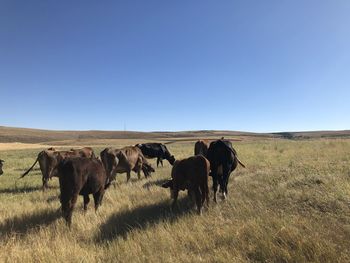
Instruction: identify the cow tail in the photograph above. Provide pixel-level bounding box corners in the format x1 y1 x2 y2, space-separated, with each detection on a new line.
141 162 154 178
222 142 245 168
140 154 155 175
20 154 40 178
236 156 246 168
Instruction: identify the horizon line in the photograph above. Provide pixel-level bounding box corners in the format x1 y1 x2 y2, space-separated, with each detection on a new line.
0 125 349 135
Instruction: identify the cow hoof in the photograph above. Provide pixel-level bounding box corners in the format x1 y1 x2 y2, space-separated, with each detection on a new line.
221 193 227 200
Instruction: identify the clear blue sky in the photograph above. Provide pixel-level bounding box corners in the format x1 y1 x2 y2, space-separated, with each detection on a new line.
0 1 349 132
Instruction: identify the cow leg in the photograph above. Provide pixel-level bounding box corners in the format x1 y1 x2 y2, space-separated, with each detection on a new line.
223 175 229 199
187 189 196 207
64 193 78 227
212 172 218 203
194 187 202 215
42 178 49 191
171 189 179 211
156 158 160 167
137 170 141 180
218 174 225 199
222 165 231 200
126 171 131 182
137 162 142 180
83 195 90 211
160 159 163 167
201 180 209 208
93 188 105 212
137 157 142 179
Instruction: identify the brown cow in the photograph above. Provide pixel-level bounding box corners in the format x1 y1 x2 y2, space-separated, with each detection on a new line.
0 159 4 176
194 140 209 157
20 147 95 190
100 146 155 183
162 155 210 214
70 147 95 158
57 157 108 227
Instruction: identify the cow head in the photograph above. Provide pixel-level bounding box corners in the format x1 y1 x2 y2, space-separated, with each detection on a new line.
0 159 4 176
109 155 120 182
168 155 176 165
162 179 175 198
48 152 64 179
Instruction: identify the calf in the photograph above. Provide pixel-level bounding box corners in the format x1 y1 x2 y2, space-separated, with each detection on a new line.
57 157 109 227
0 159 4 175
162 155 210 214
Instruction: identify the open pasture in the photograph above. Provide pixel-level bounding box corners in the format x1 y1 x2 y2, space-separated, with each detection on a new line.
0 139 350 262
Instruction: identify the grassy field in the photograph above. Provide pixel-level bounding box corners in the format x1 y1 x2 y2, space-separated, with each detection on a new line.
0 138 350 262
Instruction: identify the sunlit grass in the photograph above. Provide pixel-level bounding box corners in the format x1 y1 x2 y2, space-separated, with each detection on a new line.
0 139 349 262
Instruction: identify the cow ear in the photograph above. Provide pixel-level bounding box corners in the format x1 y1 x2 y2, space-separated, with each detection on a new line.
162 180 172 188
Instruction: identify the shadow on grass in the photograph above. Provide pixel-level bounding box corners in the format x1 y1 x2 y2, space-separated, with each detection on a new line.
97 198 192 242
0 185 58 194
0 208 61 238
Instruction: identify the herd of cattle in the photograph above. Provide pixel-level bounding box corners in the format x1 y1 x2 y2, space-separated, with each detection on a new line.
0 139 245 226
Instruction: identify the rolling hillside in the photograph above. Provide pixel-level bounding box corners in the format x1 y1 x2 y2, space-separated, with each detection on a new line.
0 126 349 144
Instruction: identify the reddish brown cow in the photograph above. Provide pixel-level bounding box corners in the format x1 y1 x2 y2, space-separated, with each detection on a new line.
20 147 95 190
70 147 95 158
57 157 108 227
162 155 210 214
194 140 209 157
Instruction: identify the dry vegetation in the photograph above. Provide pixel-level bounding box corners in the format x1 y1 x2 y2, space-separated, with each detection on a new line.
0 138 350 262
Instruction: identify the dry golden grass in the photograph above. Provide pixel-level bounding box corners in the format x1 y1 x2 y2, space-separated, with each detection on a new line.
0 143 53 151
0 139 350 262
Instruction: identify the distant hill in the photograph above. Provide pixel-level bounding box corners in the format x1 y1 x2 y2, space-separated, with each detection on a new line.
0 126 349 144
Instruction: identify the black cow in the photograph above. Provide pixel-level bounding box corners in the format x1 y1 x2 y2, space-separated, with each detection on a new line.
0 159 4 176
206 139 245 202
136 143 175 167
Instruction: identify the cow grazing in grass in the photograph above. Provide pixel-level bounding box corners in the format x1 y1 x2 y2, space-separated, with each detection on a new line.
57 157 109 227
100 146 155 183
20 147 95 190
136 143 175 167
206 139 245 202
0 159 4 175
162 155 210 214
194 140 209 157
